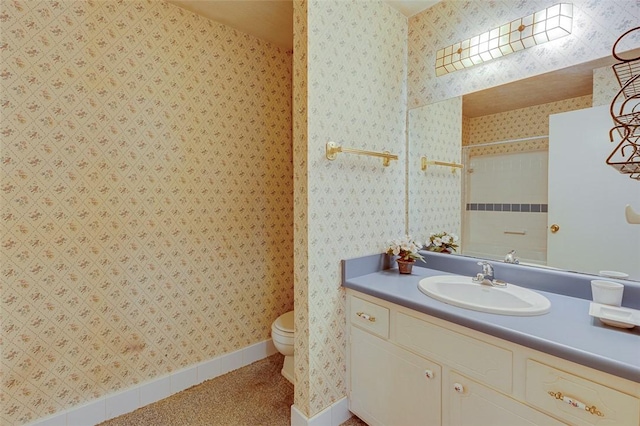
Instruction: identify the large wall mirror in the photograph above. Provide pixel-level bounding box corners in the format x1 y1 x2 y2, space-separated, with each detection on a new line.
408 52 640 282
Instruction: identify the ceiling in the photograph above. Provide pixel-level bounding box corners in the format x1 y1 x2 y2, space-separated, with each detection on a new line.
463 48 640 117
168 1 294 49
167 1 440 50
167 1 627 117
385 1 441 17
463 57 608 118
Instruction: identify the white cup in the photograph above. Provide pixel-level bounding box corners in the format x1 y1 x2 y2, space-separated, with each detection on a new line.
591 280 624 306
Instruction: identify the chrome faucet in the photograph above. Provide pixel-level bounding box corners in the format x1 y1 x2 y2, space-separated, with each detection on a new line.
477 261 494 281
504 250 519 264
473 261 506 287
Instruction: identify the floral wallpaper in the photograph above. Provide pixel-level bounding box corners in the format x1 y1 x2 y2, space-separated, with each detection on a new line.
593 64 623 107
408 0 640 109
293 0 408 418
0 1 293 424
408 97 462 242
292 0 311 417
4 0 634 424
464 95 592 156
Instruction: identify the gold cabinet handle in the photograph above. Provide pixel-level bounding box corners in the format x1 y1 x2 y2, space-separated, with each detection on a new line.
550 224 560 233
548 391 604 417
356 312 376 322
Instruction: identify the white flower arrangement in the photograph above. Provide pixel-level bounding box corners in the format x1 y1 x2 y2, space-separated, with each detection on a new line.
426 231 459 253
385 235 424 262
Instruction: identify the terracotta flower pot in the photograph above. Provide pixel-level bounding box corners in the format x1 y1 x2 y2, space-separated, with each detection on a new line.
396 259 415 274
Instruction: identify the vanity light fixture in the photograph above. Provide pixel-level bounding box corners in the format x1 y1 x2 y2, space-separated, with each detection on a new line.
435 3 573 76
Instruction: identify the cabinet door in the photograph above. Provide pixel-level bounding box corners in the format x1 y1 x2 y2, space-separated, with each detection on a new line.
349 326 441 426
446 371 564 426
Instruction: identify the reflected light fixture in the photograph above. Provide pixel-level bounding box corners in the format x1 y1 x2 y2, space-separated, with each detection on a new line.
435 3 573 76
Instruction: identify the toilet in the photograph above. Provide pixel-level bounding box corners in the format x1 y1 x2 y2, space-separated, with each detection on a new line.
271 310 294 384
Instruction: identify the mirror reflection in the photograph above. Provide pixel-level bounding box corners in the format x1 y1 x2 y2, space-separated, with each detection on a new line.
408 54 640 281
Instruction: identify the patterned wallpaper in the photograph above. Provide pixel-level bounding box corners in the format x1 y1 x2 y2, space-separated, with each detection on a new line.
408 97 462 242
0 1 293 424
408 0 640 109
292 0 311 417
464 95 592 156
593 65 622 107
4 0 633 423
294 0 408 417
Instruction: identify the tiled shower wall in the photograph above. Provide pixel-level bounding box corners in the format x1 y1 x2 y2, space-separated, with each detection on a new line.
0 1 293 424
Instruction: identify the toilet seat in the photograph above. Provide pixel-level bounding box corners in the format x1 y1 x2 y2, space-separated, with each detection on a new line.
271 311 294 349
271 310 295 384
273 311 294 334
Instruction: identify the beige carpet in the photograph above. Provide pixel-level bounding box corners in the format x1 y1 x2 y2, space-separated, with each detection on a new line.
99 354 367 426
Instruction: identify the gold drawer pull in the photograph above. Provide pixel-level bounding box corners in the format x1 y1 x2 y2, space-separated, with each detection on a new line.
356 312 376 322
548 391 604 417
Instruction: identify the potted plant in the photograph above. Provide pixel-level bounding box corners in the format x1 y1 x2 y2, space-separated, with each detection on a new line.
426 231 459 253
385 235 424 274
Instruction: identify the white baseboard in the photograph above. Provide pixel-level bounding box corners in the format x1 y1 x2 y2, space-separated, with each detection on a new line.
291 397 351 426
29 339 278 426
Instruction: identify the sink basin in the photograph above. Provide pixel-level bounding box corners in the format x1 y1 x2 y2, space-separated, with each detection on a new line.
418 275 551 316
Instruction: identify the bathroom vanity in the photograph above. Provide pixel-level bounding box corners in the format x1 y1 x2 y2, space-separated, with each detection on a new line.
342 253 640 426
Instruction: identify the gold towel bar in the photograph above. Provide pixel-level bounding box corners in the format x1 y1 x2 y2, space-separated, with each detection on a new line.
421 156 464 173
326 141 398 167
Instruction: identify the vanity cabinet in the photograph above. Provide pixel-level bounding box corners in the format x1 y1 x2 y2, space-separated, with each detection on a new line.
349 297 441 426
347 290 640 426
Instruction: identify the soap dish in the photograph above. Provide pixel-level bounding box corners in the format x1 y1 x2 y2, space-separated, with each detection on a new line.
588 303 640 329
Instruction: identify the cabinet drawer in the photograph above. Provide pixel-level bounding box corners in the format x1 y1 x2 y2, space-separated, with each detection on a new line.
447 371 565 426
350 296 390 339
525 359 640 426
396 312 512 393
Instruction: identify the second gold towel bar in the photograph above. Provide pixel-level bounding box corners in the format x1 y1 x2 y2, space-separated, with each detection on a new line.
326 141 398 167
421 156 464 173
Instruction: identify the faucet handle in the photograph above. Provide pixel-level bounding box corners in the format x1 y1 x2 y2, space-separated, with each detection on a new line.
477 261 493 274
504 250 519 264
